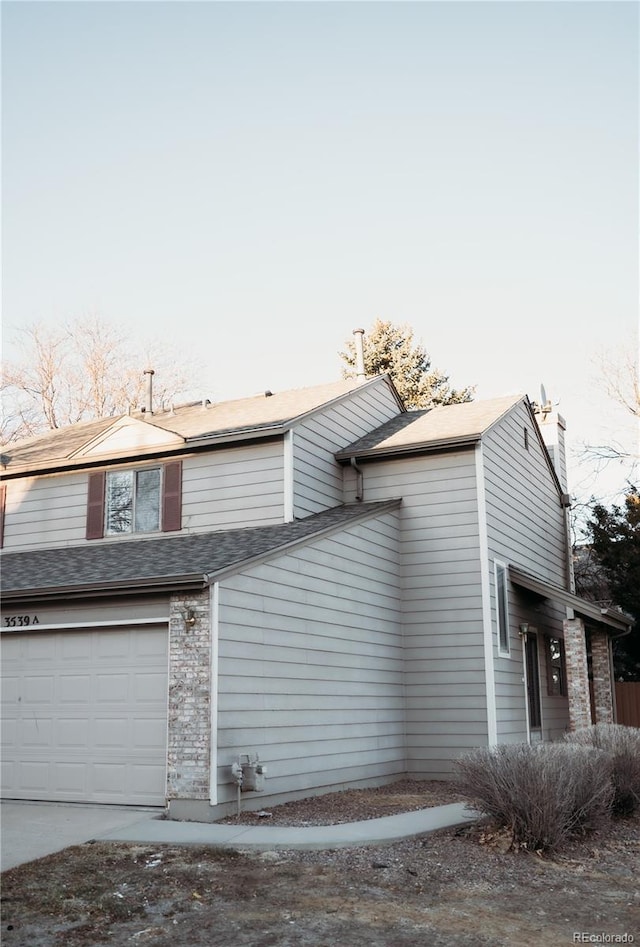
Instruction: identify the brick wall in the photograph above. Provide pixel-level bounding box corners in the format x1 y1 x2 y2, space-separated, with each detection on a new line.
563 617 592 731
167 590 211 799
590 629 614 725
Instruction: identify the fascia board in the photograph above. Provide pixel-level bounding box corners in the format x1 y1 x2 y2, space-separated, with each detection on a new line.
509 565 633 635
1 573 207 604
336 435 479 463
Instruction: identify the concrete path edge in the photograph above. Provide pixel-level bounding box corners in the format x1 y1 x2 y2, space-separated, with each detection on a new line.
97 802 480 851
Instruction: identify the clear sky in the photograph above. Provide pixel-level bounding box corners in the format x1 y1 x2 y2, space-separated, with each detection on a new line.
2 1 638 511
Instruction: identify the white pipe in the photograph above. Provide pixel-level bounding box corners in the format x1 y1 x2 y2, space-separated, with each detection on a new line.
353 328 366 383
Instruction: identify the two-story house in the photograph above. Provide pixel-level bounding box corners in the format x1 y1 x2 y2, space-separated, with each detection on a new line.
1 373 630 820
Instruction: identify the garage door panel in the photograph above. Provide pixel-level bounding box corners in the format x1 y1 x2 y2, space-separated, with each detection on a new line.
54 762 87 793
1 626 168 805
26 637 56 660
59 675 92 702
19 761 50 791
58 719 89 745
134 719 167 747
22 718 54 746
135 630 170 657
96 673 129 701
136 672 166 701
94 718 129 745
25 676 54 702
61 635 91 659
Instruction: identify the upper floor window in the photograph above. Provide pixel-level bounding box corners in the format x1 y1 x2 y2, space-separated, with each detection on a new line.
495 560 510 656
86 461 182 540
106 468 161 534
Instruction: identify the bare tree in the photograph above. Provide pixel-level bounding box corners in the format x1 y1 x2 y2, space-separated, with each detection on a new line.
1 315 195 443
598 339 640 420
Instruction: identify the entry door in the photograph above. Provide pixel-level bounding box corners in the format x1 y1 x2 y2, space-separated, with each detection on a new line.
525 633 542 740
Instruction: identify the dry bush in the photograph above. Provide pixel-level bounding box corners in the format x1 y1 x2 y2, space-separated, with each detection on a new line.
565 723 640 816
455 743 613 852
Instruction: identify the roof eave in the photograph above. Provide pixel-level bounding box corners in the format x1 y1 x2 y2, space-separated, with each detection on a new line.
509 565 634 636
336 434 480 463
1 572 207 604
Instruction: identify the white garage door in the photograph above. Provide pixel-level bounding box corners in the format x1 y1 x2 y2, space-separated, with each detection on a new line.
1 625 168 806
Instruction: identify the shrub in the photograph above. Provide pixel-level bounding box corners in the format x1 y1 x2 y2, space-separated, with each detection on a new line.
455 743 613 852
565 723 640 816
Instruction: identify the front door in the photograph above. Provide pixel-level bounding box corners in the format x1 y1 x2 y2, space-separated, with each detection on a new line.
525 632 542 741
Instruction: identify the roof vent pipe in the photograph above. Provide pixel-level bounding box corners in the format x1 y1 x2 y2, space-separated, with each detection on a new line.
143 368 155 415
353 328 366 384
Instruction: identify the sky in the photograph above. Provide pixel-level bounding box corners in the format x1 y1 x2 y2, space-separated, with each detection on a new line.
2 0 638 514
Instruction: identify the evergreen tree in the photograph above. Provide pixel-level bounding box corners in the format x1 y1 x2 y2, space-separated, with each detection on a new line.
585 488 640 680
340 319 474 409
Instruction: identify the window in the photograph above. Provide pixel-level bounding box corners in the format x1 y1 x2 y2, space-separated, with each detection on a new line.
546 636 566 696
86 461 182 539
495 561 510 655
106 468 161 534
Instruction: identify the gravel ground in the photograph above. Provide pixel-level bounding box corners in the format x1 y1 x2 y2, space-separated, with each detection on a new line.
3 780 639 947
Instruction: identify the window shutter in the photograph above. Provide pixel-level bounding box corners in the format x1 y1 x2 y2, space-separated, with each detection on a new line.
86 471 106 540
162 461 182 532
0 483 5 549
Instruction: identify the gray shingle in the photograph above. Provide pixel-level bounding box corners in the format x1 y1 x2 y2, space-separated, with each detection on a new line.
1 500 400 599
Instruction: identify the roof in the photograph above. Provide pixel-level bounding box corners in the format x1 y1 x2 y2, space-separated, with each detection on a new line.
0 499 401 602
336 395 524 461
2 377 399 475
509 566 634 636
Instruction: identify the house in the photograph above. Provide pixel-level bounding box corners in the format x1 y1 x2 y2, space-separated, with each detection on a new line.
0 372 632 820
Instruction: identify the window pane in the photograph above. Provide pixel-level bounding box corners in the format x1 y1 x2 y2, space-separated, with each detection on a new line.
496 564 509 653
106 471 133 533
135 468 161 532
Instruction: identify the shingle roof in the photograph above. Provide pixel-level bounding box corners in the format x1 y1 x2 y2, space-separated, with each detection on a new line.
1 500 401 601
1 378 390 474
336 395 525 460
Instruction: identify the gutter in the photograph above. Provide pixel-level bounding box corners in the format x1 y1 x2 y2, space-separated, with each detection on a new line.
336 434 481 464
1 572 208 604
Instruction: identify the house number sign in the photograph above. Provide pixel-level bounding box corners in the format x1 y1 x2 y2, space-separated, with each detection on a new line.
3 615 40 628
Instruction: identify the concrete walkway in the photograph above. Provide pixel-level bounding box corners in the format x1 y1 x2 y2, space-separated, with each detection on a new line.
2 800 479 870
98 802 478 851
1 801 162 872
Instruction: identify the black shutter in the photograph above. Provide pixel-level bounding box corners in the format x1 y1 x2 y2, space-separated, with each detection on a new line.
86 471 106 540
162 461 182 532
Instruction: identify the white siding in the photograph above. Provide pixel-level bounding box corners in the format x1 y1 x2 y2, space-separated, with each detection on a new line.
3 441 285 551
181 442 284 531
481 402 570 743
293 379 401 518
3 472 89 551
214 511 404 809
345 452 488 778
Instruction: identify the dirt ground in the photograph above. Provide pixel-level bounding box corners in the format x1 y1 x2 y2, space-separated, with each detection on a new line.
2 780 639 947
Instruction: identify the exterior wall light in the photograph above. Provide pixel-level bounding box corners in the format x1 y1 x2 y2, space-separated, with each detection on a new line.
519 623 530 639
184 608 197 628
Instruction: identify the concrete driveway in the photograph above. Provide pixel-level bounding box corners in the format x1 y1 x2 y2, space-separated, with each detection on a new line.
1 801 162 872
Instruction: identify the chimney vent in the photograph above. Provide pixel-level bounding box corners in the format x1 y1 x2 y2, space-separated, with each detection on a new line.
353 328 366 384
143 368 155 415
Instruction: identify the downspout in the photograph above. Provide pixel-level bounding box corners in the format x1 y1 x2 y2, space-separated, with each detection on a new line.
350 456 364 501
561 493 574 592
475 443 498 746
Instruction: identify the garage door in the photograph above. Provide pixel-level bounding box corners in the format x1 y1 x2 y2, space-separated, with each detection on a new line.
1 626 168 806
